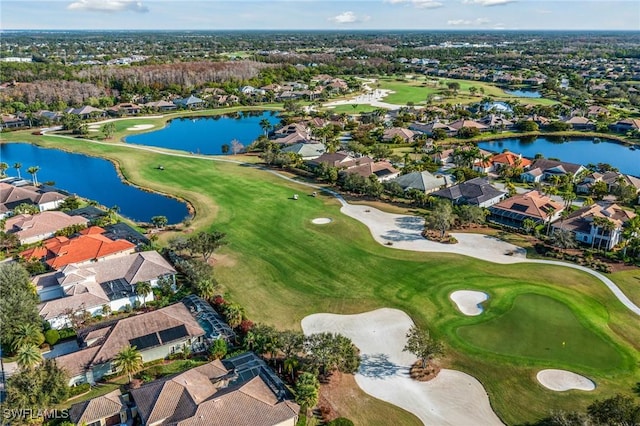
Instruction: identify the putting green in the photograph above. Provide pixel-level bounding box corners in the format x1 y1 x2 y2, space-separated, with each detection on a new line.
457 293 623 370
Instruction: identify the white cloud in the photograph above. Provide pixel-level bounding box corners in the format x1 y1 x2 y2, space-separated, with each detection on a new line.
384 0 444 9
329 11 370 24
447 17 491 25
67 0 149 13
462 0 515 6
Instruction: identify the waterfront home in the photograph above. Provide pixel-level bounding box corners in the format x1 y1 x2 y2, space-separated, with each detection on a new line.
473 151 532 173
552 202 636 250
447 119 489 134
563 116 596 131
55 302 206 385
488 190 564 229
129 352 299 426
0 182 67 219
610 118 640 133
3 211 89 244
143 100 178 111
431 177 506 207
0 113 27 129
392 170 455 194
521 159 587 183
21 226 136 270
34 250 177 329
173 95 205 109
478 114 516 131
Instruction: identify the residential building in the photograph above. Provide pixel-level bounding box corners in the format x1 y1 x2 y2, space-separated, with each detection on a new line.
382 127 415 143
409 121 457 138
521 159 587 183
577 171 640 194
447 119 489 133
3 211 89 244
34 250 177 329
173 95 205 109
342 161 400 182
144 100 177 111
308 152 373 170
21 226 136 270
473 151 532 173
69 389 129 426
107 102 142 116
130 352 299 426
392 171 455 194
432 177 506 207
55 302 206 385
488 190 564 229
0 182 67 218
552 202 636 250
280 143 326 160
610 118 640 133
563 116 596 131
65 106 105 119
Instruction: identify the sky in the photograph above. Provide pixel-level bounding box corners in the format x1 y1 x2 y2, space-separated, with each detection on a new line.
1 0 639 31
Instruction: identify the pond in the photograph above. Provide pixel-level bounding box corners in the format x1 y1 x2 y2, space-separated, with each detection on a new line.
503 89 542 98
0 143 190 224
477 137 640 177
125 110 281 155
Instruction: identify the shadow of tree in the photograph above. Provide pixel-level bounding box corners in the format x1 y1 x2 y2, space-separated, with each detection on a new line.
382 229 423 242
358 353 406 378
394 216 424 231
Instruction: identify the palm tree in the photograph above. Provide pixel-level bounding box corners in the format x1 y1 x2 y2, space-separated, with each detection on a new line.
622 216 640 257
0 162 8 177
13 162 22 179
295 372 319 421
27 166 40 186
223 303 245 328
551 229 577 254
135 281 152 308
16 344 42 370
545 206 557 236
102 304 112 317
113 346 143 383
284 356 299 382
522 218 537 235
561 191 576 209
259 118 272 136
10 323 43 353
600 219 616 251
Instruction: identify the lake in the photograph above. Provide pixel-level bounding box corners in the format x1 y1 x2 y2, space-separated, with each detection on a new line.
477 137 640 177
125 110 281 155
0 143 190 224
503 89 542 98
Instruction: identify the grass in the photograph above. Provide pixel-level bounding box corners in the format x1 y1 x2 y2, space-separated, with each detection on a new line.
609 269 640 307
326 104 380 114
457 293 623 371
376 76 558 107
2 129 640 424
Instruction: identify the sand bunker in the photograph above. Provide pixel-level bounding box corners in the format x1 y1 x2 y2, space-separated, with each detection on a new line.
301 308 503 426
450 290 489 316
127 124 155 131
311 217 332 225
536 369 595 391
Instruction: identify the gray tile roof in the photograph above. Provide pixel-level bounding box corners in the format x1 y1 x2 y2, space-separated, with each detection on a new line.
69 389 125 425
432 177 505 205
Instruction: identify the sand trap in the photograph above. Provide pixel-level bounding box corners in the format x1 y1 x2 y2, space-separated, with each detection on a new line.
450 290 489 316
536 369 595 392
87 124 101 129
311 217 332 225
127 124 155 131
302 309 503 426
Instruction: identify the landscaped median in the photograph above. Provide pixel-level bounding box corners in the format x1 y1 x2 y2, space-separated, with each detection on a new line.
2 128 639 425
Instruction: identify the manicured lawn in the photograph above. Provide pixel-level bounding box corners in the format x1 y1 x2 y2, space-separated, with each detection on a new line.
327 104 379 113
610 269 640 307
457 293 623 371
376 76 558 106
3 129 640 425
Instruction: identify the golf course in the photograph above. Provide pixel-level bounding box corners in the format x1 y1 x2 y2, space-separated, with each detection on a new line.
2 123 639 425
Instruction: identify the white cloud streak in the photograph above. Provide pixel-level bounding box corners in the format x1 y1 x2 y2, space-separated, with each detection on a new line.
447 17 491 25
329 11 370 24
462 0 515 6
384 0 444 9
67 0 149 13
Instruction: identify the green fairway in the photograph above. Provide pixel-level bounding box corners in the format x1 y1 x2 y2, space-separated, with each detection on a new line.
2 130 639 425
377 76 558 107
457 293 623 371
327 104 379 113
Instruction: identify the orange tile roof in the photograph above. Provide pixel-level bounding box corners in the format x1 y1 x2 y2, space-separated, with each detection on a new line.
21 226 135 269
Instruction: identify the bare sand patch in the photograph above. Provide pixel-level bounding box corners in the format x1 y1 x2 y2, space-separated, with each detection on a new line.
450 290 489 316
536 369 595 391
301 309 503 426
312 217 332 225
127 124 155 131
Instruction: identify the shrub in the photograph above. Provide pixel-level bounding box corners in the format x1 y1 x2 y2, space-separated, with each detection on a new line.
58 328 77 341
44 329 60 346
68 383 91 398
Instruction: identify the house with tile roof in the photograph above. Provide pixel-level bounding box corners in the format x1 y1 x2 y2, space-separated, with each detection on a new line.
3 211 89 244
20 226 136 270
69 389 128 426
65 105 105 119
341 160 400 182
392 171 454 194
129 352 299 426
307 152 374 170
432 177 506 208
488 190 564 229
521 159 587 183
280 143 326 160
610 118 640 133
173 95 205 109
382 127 416 143
55 302 206 385
563 116 595 131
473 151 532 173
552 202 636 250
577 171 640 194
409 120 457 138
34 250 177 329
0 182 67 218
144 100 178 111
